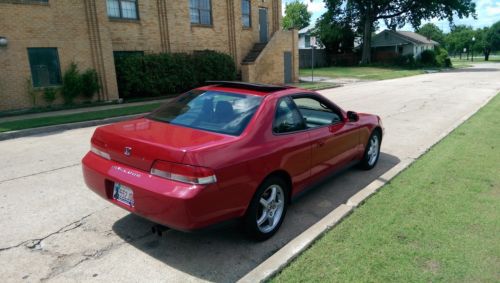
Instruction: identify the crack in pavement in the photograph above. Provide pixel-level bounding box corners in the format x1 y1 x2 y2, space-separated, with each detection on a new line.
0 211 95 252
0 163 80 184
39 230 152 282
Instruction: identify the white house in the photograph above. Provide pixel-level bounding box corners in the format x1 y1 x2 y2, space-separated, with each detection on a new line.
298 26 324 49
371 30 439 58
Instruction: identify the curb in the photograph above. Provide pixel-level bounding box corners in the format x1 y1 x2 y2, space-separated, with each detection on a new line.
0 113 144 141
238 92 498 283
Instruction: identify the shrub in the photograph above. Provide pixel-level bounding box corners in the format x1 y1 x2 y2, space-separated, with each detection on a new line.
26 78 38 107
435 46 452 68
61 62 83 104
115 50 237 99
393 54 416 68
418 50 437 66
43 87 58 106
81 69 100 100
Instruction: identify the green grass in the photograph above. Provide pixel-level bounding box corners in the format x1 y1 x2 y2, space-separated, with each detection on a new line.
0 103 162 132
272 93 500 282
451 56 500 68
288 82 339 90
300 66 425 81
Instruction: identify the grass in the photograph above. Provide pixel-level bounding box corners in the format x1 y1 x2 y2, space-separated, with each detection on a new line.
0 103 162 132
288 82 339 90
299 66 425 81
272 93 500 282
451 56 500 68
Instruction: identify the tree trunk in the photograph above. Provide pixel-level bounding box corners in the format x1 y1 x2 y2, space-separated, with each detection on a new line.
360 11 372 64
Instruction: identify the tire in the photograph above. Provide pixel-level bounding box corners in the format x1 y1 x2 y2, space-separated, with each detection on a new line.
244 176 289 241
359 130 381 170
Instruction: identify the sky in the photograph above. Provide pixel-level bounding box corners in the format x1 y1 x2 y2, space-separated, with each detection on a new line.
282 0 500 33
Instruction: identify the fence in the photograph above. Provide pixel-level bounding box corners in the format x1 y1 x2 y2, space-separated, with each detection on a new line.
299 49 360 68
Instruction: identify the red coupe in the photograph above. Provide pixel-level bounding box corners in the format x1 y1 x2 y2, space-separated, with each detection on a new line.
82 82 383 240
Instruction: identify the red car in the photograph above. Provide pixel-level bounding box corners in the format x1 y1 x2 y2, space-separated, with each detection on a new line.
82 82 382 240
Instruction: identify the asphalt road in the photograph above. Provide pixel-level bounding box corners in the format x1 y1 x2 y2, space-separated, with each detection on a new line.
1 64 499 283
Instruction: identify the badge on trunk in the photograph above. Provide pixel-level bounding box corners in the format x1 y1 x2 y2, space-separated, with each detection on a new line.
124 147 132 156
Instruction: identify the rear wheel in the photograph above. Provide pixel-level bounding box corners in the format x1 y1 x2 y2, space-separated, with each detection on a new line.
359 131 381 170
244 177 289 241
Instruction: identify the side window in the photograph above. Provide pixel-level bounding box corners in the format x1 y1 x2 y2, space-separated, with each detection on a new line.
273 97 305 134
293 97 342 128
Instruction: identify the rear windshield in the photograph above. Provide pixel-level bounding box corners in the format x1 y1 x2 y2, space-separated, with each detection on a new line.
147 90 263 136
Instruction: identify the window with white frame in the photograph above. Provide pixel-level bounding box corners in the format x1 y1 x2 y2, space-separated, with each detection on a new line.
190 0 212 26
242 0 251 28
107 0 139 20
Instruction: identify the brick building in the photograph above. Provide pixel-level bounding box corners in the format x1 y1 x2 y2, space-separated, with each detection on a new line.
0 0 298 111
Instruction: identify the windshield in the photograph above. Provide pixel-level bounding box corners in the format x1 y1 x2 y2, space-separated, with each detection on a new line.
147 90 263 136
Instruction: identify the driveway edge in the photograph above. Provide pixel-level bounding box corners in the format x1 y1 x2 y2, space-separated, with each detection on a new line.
238 92 498 283
0 114 144 141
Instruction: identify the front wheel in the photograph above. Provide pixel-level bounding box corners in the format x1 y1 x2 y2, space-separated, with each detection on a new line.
359 131 381 170
244 177 289 241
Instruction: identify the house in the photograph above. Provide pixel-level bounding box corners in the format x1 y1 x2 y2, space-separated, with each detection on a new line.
371 30 439 61
0 0 298 111
298 26 324 49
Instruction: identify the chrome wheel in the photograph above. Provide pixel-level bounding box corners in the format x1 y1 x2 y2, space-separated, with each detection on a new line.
256 184 285 234
367 134 380 166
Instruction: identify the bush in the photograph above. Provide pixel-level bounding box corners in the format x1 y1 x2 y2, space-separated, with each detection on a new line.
43 87 58 106
81 69 100 100
61 62 83 104
418 50 437 66
393 54 416 68
435 46 452 68
115 50 237 99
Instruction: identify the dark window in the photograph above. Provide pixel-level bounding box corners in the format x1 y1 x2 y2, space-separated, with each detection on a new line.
242 0 251 28
305 34 311 48
273 97 306 133
293 97 342 128
107 0 139 20
190 0 212 25
148 90 262 136
27 48 62 87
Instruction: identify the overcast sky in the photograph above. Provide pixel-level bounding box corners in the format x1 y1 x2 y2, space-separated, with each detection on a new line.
282 0 500 32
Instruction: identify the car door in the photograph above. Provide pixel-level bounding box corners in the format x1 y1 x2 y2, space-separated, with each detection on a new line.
271 96 312 193
292 95 359 180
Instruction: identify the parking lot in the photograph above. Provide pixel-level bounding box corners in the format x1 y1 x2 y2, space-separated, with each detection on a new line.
1 64 499 282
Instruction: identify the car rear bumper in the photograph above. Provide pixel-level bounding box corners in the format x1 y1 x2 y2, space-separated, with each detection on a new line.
82 152 234 231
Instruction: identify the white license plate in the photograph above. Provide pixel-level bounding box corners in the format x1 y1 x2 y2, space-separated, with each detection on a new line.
113 183 134 207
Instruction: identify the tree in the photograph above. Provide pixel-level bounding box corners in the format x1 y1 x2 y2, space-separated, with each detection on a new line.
444 25 474 58
417 23 445 45
283 0 311 30
484 20 500 60
315 0 356 54
321 0 476 64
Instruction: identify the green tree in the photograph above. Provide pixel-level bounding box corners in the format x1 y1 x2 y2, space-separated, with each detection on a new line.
315 0 356 54
283 0 311 30
417 23 445 45
444 25 474 58
484 20 500 60
321 0 476 64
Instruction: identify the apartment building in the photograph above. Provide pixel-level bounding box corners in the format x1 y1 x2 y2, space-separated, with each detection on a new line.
0 0 298 111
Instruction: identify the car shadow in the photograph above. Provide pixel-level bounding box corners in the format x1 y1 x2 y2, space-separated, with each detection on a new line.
112 152 400 282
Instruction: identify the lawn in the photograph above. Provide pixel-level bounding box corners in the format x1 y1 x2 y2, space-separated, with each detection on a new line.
289 82 339 90
299 66 425 81
451 56 500 68
0 103 162 133
272 93 500 282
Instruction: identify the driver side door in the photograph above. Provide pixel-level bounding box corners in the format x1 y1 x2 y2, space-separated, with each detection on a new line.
293 95 359 180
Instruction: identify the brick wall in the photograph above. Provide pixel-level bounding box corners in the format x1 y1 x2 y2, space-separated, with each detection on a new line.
0 0 285 111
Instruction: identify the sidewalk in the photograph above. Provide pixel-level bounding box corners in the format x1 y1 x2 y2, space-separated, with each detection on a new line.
0 99 169 123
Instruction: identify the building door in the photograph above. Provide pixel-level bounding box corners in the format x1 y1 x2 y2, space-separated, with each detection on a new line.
259 8 268 43
284 52 292 83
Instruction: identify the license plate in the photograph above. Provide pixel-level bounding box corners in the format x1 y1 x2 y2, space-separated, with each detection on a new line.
113 183 135 207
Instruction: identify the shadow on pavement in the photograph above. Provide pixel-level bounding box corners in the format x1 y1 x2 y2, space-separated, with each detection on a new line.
112 152 400 282
443 67 499 73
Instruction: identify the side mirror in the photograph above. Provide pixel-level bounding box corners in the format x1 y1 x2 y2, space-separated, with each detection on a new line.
347 111 359 122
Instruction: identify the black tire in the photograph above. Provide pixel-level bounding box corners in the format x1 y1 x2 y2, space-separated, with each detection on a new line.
244 176 289 241
359 130 381 170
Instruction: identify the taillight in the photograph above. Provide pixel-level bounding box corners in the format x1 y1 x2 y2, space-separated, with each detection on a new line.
150 160 217 185
90 145 111 160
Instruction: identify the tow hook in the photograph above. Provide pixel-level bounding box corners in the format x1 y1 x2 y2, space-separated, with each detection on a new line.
151 224 170 236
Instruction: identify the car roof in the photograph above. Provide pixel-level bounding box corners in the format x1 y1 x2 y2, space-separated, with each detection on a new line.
199 81 301 97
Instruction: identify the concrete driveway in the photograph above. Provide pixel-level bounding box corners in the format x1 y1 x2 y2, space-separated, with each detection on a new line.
1 64 499 283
